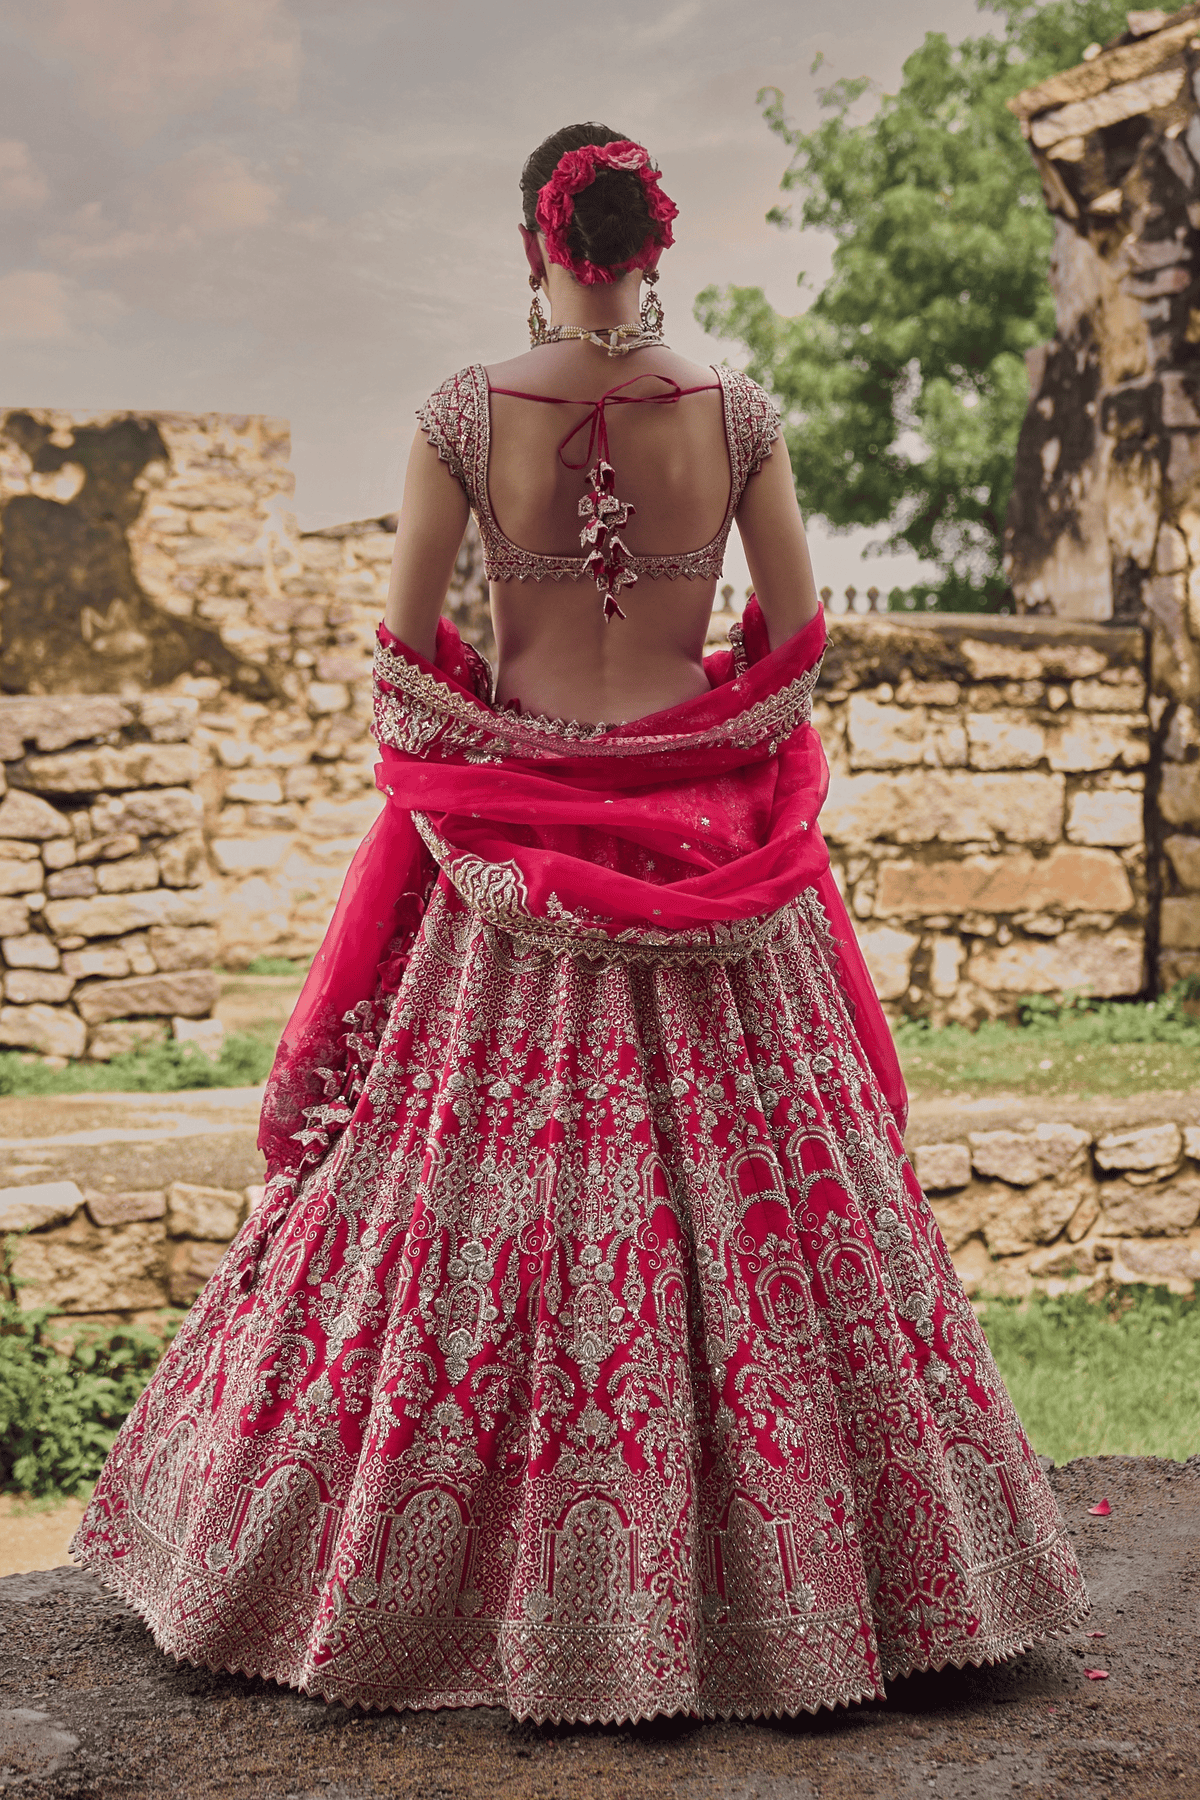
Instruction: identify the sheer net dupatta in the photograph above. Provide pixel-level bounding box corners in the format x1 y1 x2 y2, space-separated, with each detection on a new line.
252 600 907 1245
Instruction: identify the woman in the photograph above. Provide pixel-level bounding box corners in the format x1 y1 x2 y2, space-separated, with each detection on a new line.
73 123 1087 1725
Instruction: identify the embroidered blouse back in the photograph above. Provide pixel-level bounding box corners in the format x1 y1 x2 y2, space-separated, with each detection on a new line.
417 362 780 606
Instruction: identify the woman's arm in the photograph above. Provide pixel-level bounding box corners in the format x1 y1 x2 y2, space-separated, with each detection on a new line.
383 429 472 659
733 434 821 648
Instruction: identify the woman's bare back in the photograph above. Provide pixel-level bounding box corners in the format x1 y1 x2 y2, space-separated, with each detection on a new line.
385 341 821 725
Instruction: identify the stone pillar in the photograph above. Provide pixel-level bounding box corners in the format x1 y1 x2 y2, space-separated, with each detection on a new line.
1006 7 1200 988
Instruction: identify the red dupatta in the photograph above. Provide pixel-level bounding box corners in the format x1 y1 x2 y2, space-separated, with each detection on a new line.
256 600 906 1199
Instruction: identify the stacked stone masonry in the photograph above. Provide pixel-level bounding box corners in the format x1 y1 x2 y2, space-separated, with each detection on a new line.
1 1179 261 1320
0 696 219 1061
1007 3 1200 992
910 1112 1200 1299
818 612 1156 1023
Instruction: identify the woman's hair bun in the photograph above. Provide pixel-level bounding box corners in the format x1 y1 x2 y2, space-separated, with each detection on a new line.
521 123 660 275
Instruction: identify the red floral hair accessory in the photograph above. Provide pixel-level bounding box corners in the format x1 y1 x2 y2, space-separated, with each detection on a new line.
535 141 678 286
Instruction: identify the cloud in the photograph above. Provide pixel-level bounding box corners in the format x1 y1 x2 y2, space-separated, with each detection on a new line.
0 141 48 211
16 0 299 143
42 148 280 268
0 270 73 342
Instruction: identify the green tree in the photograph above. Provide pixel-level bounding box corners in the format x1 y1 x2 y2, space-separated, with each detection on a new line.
696 0 1130 611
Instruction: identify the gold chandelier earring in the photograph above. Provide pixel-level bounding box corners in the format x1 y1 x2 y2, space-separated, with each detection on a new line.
640 268 665 338
528 273 549 347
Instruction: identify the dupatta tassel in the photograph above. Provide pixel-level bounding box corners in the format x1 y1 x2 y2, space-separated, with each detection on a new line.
578 458 637 621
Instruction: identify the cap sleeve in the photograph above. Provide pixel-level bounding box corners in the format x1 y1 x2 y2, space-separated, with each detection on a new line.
724 368 782 494
415 365 487 506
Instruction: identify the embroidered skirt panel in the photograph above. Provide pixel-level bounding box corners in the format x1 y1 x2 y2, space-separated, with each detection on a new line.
73 881 1088 1723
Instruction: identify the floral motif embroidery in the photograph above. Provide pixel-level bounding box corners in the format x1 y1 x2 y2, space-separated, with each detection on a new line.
73 881 1087 1725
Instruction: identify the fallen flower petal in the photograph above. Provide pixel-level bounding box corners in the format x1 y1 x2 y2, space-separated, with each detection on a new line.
1084 1669 1109 1680
1086 1631 1106 1638
1088 1498 1111 1516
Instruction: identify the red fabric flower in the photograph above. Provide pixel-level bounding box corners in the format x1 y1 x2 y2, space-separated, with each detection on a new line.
535 140 678 286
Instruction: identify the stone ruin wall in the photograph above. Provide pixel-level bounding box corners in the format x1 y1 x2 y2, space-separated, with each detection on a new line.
0 696 217 1063
818 614 1151 1024
0 395 1184 1028
1005 2 1200 995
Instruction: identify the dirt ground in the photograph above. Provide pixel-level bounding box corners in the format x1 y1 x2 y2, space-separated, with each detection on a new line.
0 1457 1195 1799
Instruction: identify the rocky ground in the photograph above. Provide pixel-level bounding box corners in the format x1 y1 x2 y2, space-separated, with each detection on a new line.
0 1457 1195 1799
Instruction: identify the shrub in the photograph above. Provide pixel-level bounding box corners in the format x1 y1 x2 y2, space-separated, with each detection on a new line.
0 1287 179 1497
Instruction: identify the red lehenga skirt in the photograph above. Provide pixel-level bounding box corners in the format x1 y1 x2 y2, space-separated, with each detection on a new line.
73 606 1088 1723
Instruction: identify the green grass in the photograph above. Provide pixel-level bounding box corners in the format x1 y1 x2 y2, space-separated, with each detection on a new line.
981 1287 1200 1463
0 1031 276 1098
227 956 311 977
898 987 1200 1099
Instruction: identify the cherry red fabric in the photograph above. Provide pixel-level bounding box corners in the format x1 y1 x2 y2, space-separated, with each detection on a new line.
257 601 906 1200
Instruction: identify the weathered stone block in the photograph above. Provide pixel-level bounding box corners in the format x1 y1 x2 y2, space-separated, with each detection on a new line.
1098 1177 1200 1237
10 1218 167 1312
4 970 74 1005
95 854 159 894
911 1142 972 1191
1067 785 1144 847
0 697 134 760
167 1239 225 1306
0 858 43 896
0 1180 84 1233
846 697 965 769
873 846 1133 917
15 742 201 795
966 931 1143 996
308 682 350 716
225 775 284 805
2 934 59 970
1165 833 1200 888
982 1174 1095 1256
1069 676 1145 711
90 788 202 838
0 792 71 840
62 943 130 979
929 935 964 997
822 772 1065 846
138 696 199 742
965 711 1046 769
1161 763 1200 826
960 641 1048 680
1045 716 1147 771
211 835 292 876
1065 1186 1101 1241
76 832 141 865
166 1181 245 1240
1185 1126 1200 1162
969 1123 1092 1186
146 925 218 971
46 867 96 899
74 970 219 1025
156 829 207 888
1095 1122 1183 1171
1161 896 1200 948
87 1020 169 1060
302 796 385 839
0 1003 86 1058
43 884 218 940
0 901 31 937
86 1189 166 1226
41 838 76 870
856 925 918 999
1109 1234 1200 1291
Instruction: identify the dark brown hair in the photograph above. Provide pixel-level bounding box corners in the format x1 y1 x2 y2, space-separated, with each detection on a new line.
521 123 666 275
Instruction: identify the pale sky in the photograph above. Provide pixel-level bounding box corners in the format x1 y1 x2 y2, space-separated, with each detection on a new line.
0 0 992 598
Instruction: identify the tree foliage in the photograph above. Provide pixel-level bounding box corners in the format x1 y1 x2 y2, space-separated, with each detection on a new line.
696 0 1131 610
